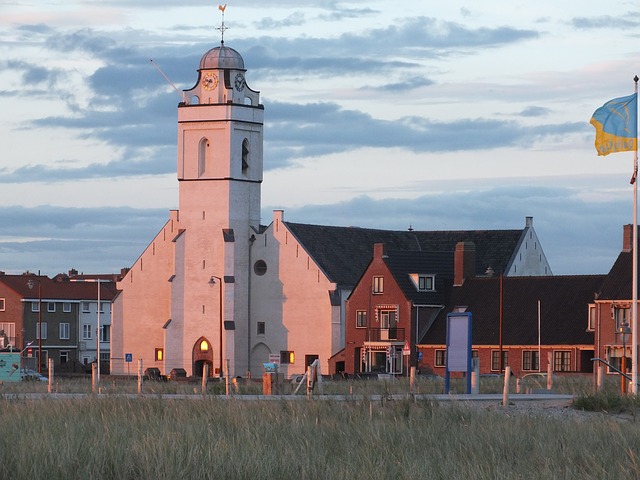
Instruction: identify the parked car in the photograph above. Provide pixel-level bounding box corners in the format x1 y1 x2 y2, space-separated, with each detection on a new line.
21 369 47 382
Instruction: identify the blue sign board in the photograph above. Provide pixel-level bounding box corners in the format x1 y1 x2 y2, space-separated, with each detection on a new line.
125 353 133 363
444 312 472 394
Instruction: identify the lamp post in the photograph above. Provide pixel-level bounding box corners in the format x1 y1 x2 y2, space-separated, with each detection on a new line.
618 321 632 394
72 279 110 385
26 278 42 374
208 276 223 378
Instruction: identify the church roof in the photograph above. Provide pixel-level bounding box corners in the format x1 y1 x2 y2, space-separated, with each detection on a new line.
199 44 245 70
284 222 523 288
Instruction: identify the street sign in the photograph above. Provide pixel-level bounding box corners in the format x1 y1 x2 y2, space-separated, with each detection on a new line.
403 340 410 356
125 353 133 363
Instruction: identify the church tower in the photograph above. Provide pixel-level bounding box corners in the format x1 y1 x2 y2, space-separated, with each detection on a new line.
167 38 264 377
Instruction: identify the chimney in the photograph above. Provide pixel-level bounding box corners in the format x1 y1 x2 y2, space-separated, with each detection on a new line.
623 224 634 252
373 243 384 259
454 241 476 286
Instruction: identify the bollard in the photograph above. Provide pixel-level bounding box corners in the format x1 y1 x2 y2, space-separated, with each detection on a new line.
502 366 511 407
409 366 416 395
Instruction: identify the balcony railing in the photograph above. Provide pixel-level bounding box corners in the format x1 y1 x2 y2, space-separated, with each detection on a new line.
366 328 405 342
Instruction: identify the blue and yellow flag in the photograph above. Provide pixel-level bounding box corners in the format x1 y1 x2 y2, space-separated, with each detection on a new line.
590 93 637 156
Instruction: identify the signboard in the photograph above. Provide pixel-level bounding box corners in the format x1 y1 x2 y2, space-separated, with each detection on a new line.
0 352 22 383
125 353 133 363
444 312 472 394
403 341 410 356
268 353 280 365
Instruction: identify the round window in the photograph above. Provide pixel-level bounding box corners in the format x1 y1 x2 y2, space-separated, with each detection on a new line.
254 260 267 276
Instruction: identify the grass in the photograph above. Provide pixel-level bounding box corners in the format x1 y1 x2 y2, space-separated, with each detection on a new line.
1 375 639 479
0 394 639 479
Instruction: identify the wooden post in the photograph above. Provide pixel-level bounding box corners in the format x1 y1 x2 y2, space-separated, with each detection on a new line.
409 366 416 395
48 358 54 394
92 363 97 394
202 364 209 396
225 360 230 396
137 359 143 395
547 352 553 390
597 364 604 392
502 366 511 407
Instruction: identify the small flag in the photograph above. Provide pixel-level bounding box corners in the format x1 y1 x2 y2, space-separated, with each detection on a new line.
219 4 226 12
590 93 637 156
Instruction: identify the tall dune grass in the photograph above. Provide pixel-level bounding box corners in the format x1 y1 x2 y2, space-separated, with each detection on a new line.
0 395 638 479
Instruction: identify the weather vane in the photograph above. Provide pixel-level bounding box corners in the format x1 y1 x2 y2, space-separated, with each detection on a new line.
216 4 229 44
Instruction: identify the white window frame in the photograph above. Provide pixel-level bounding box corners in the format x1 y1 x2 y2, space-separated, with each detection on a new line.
32 302 40 312
63 302 71 313
522 350 540 371
99 325 110 342
82 324 92 340
435 349 446 367
372 276 384 294
356 310 367 328
47 302 56 313
0 298 5 311
82 302 90 313
417 274 435 292
59 322 70 340
36 322 48 340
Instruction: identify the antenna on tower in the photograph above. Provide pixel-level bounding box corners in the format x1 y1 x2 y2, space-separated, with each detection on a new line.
149 59 186 104
217 4 229 44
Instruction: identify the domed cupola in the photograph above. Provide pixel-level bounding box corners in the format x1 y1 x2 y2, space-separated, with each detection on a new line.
199 44 245 71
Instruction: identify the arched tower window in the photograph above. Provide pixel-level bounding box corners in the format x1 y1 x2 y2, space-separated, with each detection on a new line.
198 137 209 177
242 138 249 175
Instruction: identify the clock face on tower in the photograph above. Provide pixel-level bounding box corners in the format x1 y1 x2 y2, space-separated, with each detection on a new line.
202 72 218 91
234 73 246 92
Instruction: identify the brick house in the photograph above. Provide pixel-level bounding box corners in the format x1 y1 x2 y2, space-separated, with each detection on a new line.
420 273 605 377
592 224 638 377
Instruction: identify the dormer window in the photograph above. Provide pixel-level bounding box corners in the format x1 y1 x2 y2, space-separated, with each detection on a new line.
409 274 435 292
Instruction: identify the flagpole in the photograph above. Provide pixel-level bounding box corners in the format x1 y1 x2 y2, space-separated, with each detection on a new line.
632 75 638 395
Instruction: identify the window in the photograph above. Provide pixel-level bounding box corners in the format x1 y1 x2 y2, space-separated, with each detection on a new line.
59 323 70 340
614 306 630 332
418 275 435 292
82 302 90 313
587 304 595 332
32 302 40 312
100 325 110 342
99 302 105 314
100 352 110 363
0 298 4 311
48 302 56 312
491 350 508 371
280 351 295 364
356 311 367 328
36 322 47 340
60 351 69 363
553 351 571 372
254 260 267 276
242 138 249 174
155 348 163 362
257 322 265 335
63 302 71 313
372 276 384 294
82 324 92 340
435 349 446 367
522 350 540 371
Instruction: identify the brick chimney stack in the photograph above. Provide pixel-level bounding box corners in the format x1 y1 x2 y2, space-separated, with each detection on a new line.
454 241 476 286
623 224 633 252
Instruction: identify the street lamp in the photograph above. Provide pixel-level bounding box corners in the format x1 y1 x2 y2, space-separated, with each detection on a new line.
618 321 632 394
26 278 42 374
208 276 223 378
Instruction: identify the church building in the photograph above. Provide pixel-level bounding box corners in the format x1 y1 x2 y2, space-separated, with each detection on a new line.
111 38 552 379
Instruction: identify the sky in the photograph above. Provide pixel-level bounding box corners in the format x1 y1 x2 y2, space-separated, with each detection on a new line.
1 0 640 277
